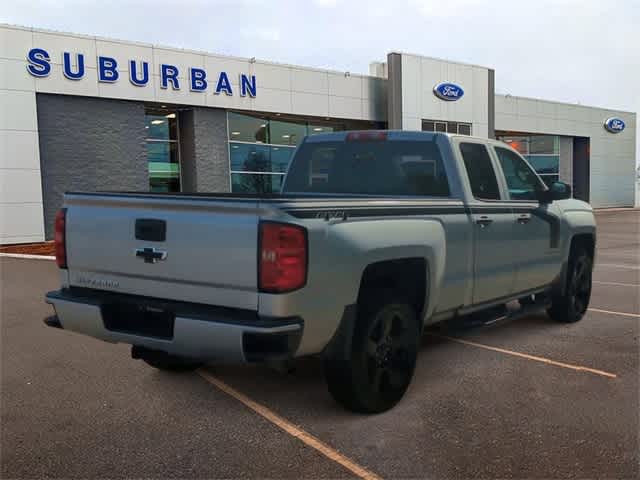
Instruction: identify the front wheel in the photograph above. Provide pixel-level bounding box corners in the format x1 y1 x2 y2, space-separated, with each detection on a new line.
547 247 593 323
324 292 420 413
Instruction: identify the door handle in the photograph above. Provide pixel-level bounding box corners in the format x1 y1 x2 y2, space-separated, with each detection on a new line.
517 213 532 224
475 216 493 228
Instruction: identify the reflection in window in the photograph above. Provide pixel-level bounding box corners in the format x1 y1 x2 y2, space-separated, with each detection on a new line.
227 112 378 193
270 120 307 146
228 112 268 143
284 140 450 197
308 125 334 136
230 143 271 172
231 172 284 194
498 134 561 186
495 146 541 200
145 110 180 192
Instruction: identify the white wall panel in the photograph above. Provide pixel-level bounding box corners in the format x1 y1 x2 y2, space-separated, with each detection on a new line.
0 169 43 204
329 95 362 119
0 203 45 243
32 31 98 68
0 25 33 60
205 90 253 110
252 63 291 91
97 75 156 102
96 40 153 71
153 76 206 106
34 66 100 97
0 90 38 131
291 68 328 95
291 91 329 117
0 130 40 170
328 73 361 98
399 53 490 134
252 88 292 114
0 58 36 91
495 94 636 207
152 48 205 79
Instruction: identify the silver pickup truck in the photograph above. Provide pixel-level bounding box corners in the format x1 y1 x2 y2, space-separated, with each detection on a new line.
45 131 596 413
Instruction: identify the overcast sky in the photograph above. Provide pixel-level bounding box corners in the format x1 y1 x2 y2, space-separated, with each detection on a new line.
3 0 639 166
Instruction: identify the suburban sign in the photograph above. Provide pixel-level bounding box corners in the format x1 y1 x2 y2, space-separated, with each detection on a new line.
433 82 464 101
603 117 625 134
26 48 257 97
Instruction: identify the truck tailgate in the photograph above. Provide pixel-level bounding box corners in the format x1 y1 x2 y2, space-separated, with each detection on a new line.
64 193 261 310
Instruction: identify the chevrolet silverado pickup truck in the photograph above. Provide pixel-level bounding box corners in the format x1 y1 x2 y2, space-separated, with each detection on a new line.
45 131 596 413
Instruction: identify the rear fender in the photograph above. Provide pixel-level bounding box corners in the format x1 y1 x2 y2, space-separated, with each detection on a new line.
259 218 446 356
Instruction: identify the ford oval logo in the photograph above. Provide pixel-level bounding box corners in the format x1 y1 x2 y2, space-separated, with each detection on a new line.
433 82 464 101
604 117 625 133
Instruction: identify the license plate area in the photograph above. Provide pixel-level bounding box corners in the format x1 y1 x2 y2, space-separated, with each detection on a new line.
101 302 175 340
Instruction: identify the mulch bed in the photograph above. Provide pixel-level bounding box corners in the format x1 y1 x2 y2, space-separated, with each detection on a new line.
0 242 56 256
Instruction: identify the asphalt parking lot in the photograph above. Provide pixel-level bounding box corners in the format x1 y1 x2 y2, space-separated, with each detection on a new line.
1 210 638 479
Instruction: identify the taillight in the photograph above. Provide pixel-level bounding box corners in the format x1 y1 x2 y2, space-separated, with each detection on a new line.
54 208 67 269
259 222 307 293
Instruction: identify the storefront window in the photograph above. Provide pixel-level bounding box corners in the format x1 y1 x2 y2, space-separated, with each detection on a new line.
270 120 307 146
228 112 268 143
498 134 560 186
228 112 376 193
145 111 180 192
422 119 471 135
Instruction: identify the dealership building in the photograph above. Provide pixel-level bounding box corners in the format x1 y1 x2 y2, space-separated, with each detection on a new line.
0 23 637 244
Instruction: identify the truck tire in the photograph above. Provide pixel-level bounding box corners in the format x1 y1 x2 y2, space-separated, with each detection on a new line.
547 246 593 323
324 292 420 413
133 346 202 372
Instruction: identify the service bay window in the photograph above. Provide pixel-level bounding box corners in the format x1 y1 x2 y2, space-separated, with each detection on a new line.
145 110 181 192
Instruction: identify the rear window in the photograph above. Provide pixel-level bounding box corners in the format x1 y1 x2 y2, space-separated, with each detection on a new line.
283 140 450 196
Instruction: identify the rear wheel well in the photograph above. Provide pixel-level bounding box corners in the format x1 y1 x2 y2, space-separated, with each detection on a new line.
357 258 428 318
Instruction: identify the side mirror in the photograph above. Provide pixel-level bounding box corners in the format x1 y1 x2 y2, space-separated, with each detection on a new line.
538 181 572 203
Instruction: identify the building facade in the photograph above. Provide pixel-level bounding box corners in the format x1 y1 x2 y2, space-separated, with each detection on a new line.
0 24 636 243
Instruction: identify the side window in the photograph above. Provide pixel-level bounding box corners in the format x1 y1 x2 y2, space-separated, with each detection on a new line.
459 142 501 200
495 147 543 201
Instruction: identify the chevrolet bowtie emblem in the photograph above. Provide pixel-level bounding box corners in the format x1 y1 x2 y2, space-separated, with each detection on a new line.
135 247 168 264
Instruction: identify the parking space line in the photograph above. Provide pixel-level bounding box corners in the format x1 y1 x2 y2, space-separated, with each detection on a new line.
197 369 382 480
429 334 617 378
588 308 639 318
596 263 640 270
593 280 639 288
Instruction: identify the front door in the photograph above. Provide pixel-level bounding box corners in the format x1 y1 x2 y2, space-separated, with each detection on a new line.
493 146 563 293
458 142 517 304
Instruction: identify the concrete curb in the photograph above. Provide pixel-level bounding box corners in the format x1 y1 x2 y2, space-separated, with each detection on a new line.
594 207 640 212
0 253 55 261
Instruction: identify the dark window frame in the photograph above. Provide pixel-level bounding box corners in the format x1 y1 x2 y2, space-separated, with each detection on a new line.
458 141 502 202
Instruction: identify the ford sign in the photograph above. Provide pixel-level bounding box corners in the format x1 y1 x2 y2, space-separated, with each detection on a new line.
604 117 625 134
433 82 464 101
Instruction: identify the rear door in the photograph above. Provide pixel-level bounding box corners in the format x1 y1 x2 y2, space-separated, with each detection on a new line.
456 141 518 304
65 193 260 309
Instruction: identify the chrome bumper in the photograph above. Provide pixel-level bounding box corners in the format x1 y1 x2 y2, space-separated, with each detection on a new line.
45 289 303 364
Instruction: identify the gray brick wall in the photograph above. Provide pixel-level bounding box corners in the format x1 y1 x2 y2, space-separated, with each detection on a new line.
179 107 230 192
37 94 147 239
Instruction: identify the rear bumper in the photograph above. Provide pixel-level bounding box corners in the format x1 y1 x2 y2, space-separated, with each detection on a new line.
45 288 303 364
